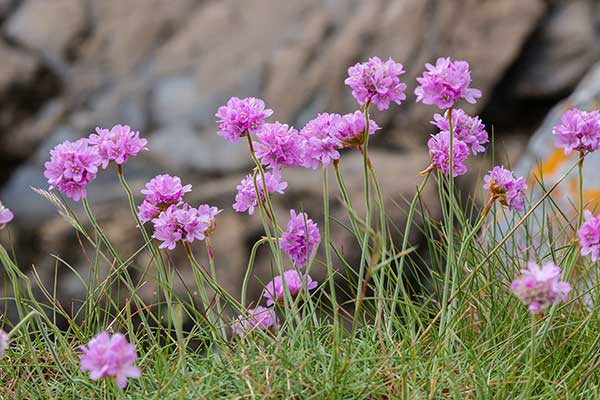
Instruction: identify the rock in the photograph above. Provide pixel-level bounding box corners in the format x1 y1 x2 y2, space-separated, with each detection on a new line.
0 38 38 94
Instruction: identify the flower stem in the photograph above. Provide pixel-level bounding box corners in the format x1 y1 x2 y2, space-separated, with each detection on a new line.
7 310 40 338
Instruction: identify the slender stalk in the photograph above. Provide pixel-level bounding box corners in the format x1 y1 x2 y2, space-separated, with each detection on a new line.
323 166 338 322
577 151 585 228
206 237 226 339
7 310 40 338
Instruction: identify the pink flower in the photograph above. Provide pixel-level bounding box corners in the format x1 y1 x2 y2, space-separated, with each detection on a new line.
0 329 9 358
88 124 147 169
151 203 215 250
415 57 481 109
79 332 141 389
43 138 102 201
578 210 600 262
0 202 14 230
483 166 527 212
233 170 287 215
552 108 600 154
263 270 318 306
427 131 469 177
336 110 380 148
432 109 488 154
138 174 192 223
197 204 221 237
216 97 273 143
344 56 407 111
510 262 571 314
300 113 345 169
254 122 304 168
232 306 278 335
280 210 320 268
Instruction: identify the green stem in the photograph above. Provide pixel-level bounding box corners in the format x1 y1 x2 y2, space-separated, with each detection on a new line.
323 166 338 322
241 237 269 307
577 151 585 228
7 310 40 338
206 237 226 339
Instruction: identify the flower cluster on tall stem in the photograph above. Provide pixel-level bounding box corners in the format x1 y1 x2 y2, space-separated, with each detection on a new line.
483 166 527 214
578 210 600 262
0 201 13 230
510 262 571 315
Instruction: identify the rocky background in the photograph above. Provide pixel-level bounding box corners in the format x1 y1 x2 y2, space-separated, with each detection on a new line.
1 0 599 313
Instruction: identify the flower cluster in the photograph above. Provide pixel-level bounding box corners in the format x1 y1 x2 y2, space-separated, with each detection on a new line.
415 57 481 109
151 203 220 250
233 170 288 215
254 122 304 169
300 113 346 169
510 262 571 314
216 97 273 143
426 132 469 177
552 108 600 154
138 174 192 223
578 210 600 262
88 124 147 169
263 270 318 306
0 329 8 358
0 201 13 230
483 166 527 212
280 210 321 268
79 332 140 389
432 109 488 154
232 306 278 336
337 110 380 148
345 56 407 111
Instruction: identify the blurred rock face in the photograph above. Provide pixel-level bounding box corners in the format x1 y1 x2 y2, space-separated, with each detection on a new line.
0 0 598 311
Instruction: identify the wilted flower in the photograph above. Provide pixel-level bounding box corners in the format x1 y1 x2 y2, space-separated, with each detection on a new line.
151 203 215 250
232 306 278 335
0 202 14 230
415 57 481 109
88 124 147 169
0 330 9 358
432 109 488 154
79 332 141 389
510 262 571 314
300 113 345 169
426 131 469 177
233 170 287 215
44 138 102 201
216 97 273 143
336 110 380 148
263 270 318 306
280 210 320 268
483 166 527 212
552 108 600 155
138 174 192 223
254 122 304 168
578 210 600 262
345 56 407 111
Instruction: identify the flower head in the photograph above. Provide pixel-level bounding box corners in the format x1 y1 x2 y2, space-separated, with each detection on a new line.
578 210 600 262
151 203 214 250
263 270 318 306
216 97 273 143
427 131 469 177
138 174 192 223
233 170 287 215
43 138 102 201
483 166 527 212
0 330 9 358
88 124 147 169
79 332 141 389
415 57 481 109
197 204 222 237
300 113 345 169
280 210 320 268
344 56 407 111
432 109 488 154
0 202 14 230
336 110 380 148
510 262 571 314
232 306 278 335
552 108 600 154
254 122 304 168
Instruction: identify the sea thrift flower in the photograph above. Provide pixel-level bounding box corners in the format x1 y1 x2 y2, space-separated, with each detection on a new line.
0 202 14 230
280 210 320 268
336 110 381 147
426 132 469 177
510 262 571 314
344 56 407 111
483 166 527 212
216 97 273 143
300 113 345 169
0 329 8 358
263 270 318 306
197 204 222 237
254 122 304 168
552 108 600 154
415 57 481 109
138 174 192 223
43 138 102 201
151 203 213 250
432 109 488 154
232 306 278 335
79 332 141 389
233 170 288 215
88 124 147 169
578 210 600 262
